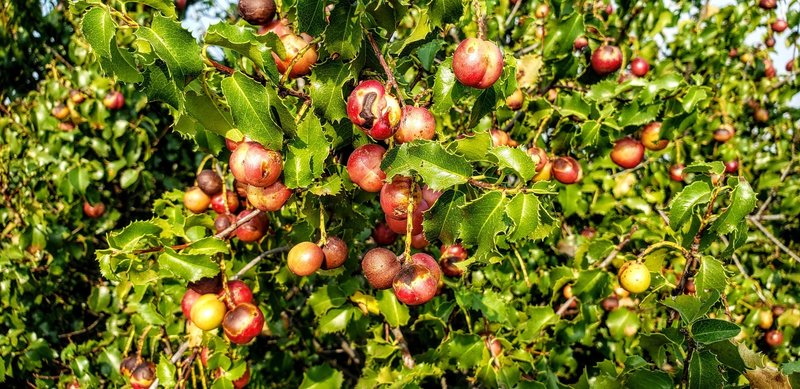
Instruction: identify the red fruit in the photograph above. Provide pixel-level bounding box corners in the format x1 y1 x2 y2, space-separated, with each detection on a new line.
246 181 292 211
200 347 209 367
759 0 776 9
610 137 645 169
362 248 401 289
772 19 788 33
410 252 442 282
235 210 269 242
189 274 223 295
526 146 549 172
411 233 429 249
181 288 202 319
130 362 156 389
765 330 783 347
51 103 70 120
421 185 443 205
772 306 786 317
347 80 402 140
505 89 524 111
83 201 106 218
685 278 696 294
58 122 75 131
669 164 685 182
440 243 468 277
489 338 502 357
602 297 619 311
640 122 668 151
728 48 738 58
384 199 427 235
272 33 317 78
581 226 597 239
573 36 589 51
392 264 438 305
226 137 243 151
120 356 138 377
380 176 422 220
211 191 240 214
233 366 251 389
229 142 283 187
724 159 739 174
786 58 795 71
452 38 504 89
394 106 436 144
287 241 324 276
765 36 776 48
591 45 623 76
258 18 291 37
223 303 265 344
372 222 398 245
175 0 186 11
222 281 254 305
103 91 125 110
322 236 348 269
552 156 582 184
214 214 236 234
346 144 387 192
713 125 735 142
630 57 649 77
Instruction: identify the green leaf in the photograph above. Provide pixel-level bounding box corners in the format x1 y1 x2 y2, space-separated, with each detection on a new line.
81 7 115 59
689 350 725 389
284 116 329 188
100 43 143 84
556 91 591 121
107 221 162 250
417 39 445 72
624 370 673 389
299 364 344 389
125 0 176 18
307 284 346 317
69 167 90 195
317 307 352 334
428 0 463 26
669 181 711 231
640 74 683 104
446 332 484 369
681 86 709 113
691 319 741 344
381 141 472 190
683 161 725 175
135 15 203 82
376 290 410 327
308 61 352 122
204 22 282 69
618 102 661 128
296 0 327 38
324 3 361 60
423 190 465 244
431 58 466 115
506 193 541 241
695 256 727 295
184 87 235 137
572 269 610 299
468 88 497 128
606 308 640 339
543 12 584 59
517 307 558 342
142 60 182 109
156 354 177 387
157 248 219 282
459 191 509 259
221 72 286 150
661 290 720 324
710 178 756 235
450 131 492 162
489 146 537 181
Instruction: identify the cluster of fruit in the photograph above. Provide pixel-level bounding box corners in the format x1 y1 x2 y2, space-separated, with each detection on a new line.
50 89 125 131
181 276 264 344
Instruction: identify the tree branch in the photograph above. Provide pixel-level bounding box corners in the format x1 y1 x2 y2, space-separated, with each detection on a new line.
755 159 794 218
748 216 800 263
229 245 291 281
556 296 576 316
147 341 190 389
595 225 638 269
132 210 263 255
367 32 405 106
391 327 415 369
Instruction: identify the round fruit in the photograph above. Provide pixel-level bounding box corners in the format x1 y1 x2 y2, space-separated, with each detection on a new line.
602 297 619 311
197 170 223 196
214 214 236 234
787 58 795 72
246 181 292 211
534 4 549 18
273 33 318 78
130 361 156 389
772 305 785 317
211 191 240 214
223 302 265 344
490 129 513 147
83 201 106 218
640 122 668 151
759 0 776 9
181 288 202 319
591 45 623 76
713 125 735 142
728 48 738 58
581 226 597 239
362 248 400 289
754 108 769 123
372 223 398 245
103 91 125 110
59 122 75 131
393 263 438 305
258 18 292 37
120 356 138 377
630 57 649 77
190 294 226 331
527 147 549 172
505 88 524 111
610 137 645 169
772 19 788 33
380 176 422 220
563 284 574 299
347 144 387 192
238 0 276 25
758 309 774 330
489 338 502 357
533 160 553 182
184 187 211 214
411 233 429 249
552 156 582 184
573 36 589 51
51 103 70 120
618 261 651 294
189 274 223 295
669 164 685 182
765 36 776 48
394 106 436 144
287 242 324 276
321 236 348 270
229 142 283 188
765 330 783 347
421 185 443 205
724 159 739 174
346 80 403 140
233 366 251 389
685 278 696 294
384 200 426 235
440 243 467 277
452 38 504 89
69 90 85 104
411 252 442 283
223 280 254 305
235 210 269 243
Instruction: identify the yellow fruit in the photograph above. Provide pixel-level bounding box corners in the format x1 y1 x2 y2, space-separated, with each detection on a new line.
618 261 651 294
190 294 226 331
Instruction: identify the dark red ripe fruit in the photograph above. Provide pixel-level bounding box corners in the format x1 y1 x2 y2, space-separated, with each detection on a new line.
362 248 400 289
223 281 254 305
233 366 251 389
211 191 240 214
552 156 582 184
411 233 429 249
223 302 265 344
393 263 438 305
527 147 549 172
197 169 223 196
235 210 268 243
120 356 138 377
181 288 202 319
103 91 125 110
395 106 436 144
347 144 387 193
772 19 788 33
724 159 739 174
380 176 422 220
591 45 623 76
189 274 223 295
214 214 235 234
452 38 504 89
322 236 348 270
759 0 777 10
765 330 783 347
610 137 645 169
602 297 619 311
669 164 685 182
384 199 426 235
238 0 276 25
440 243 468 277
347 80 402 140
229 142 283 188
246 182 292 211
685 278 696 294
630 57 650 77
175 0 186 11
287 242 324 276
573 36 589 51
372 223 398 245
787 59 795 72
83 201 106 218
714 125 735 142
226 137 243 152
728 48 738 58
130 362 156 389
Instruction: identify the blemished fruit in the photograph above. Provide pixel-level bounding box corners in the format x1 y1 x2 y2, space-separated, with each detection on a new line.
754 108 769 123
347 80 402 140
573 36 589 51
758 309 774 330
527 147 549 172
759 0 776 9
214 214 236 234
372 223 398 245
287 241 324 276
273 33 318 78
724 159 739 173
83 201 106 218
189 274 223 295
223 302 265 344
641 122 668 151
120 356 138 377
211 191 240 214
197 169 223 196
362 248 401 289
765 330 783 347
130 361 156 389
246 181 292 211
394 106 436 144
238 0 276 25
380 176 422 220
184 186 211 214
452 38 504 89
233 366 251 389
610 137 645 169
533 160 553 182
591 45 623 76
181 288 202 319
669 164 685 182
321 236 348 270
713 124 735 142
552 156 582 184
393 263 438 305
258 18 292 37
772 19 788 33
411 253 442 283
223 281 254 305
103 91 125 110
191 294 227 331
505 88 524 111
347 144 387 192
235 210 269 242
440 243 468 277
51 103 69 120
630 57 650 77
534 4 549 18
618 262 651 294
229 142 283 187
384 200 426 235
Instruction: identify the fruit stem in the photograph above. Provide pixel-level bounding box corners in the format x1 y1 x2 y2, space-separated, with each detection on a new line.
218 258 236 310
279 36 321 85
122 326 137 358
195 154 214 181
214 161 231 214
512 247 531 287
472 0 487 40
136 325 153 360
366 32 406 107
318 205 328 245
636 241 690 262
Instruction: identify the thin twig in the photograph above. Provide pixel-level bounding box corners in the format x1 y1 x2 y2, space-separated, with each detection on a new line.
229 245 291 281
720 235 770 304
556 296 576 316
748 216 800 263
58 314 104 338
595 225 638 269
503 0 523 29
755 159 794 218
340 338 361 364
366 32 405 106
148 342 191 389
132 210 263 255
391 327 415 369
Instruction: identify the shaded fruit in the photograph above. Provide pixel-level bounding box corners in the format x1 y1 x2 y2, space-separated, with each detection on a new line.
505 88 524 110
130 361 156 389
372 223 398 245
610 137 645 169
238 0 276 25
223 281 254 306
641 122 668 151
103 91 125 110
214 214 236 234
724 159 739 174
181 288 202 319
758 309 774 330
258 18 292 37
362 248 400 289
120 356 138 377
713 124 735 143
765 330 783 347
211 191 240 214
440 243 467 277
552 156 582 184
527 146 549 172
380 176 422 220
347 144 387 192
197 169 223 196
411 233 429 249
229 142 283 188
51 103 70 120
573 36 589 51
321 236 348 270
669 164 685 182
235 210 269 243
184 187 211 214
272 33 317 78
287 241 324 276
